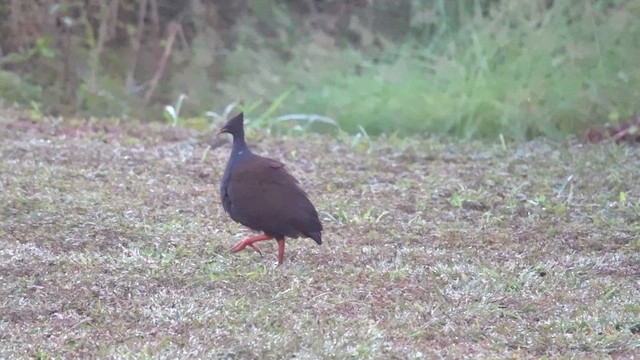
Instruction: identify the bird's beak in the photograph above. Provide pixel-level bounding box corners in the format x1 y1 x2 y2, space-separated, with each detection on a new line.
217 126 228 135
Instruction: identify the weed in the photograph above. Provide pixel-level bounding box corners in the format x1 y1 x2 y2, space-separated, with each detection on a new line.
163 94 188 127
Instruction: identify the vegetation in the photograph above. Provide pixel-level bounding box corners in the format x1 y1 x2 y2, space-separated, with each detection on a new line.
1 114 639 358
1 2 639 357
1 0 639 139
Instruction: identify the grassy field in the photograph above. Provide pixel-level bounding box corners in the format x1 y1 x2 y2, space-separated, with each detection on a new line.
1 113 639 358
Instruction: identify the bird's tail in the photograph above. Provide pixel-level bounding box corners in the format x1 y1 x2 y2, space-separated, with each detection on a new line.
307 231 322 245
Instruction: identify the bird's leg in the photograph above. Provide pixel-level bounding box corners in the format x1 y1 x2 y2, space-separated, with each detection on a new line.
231 233 273 255
277 238 285 265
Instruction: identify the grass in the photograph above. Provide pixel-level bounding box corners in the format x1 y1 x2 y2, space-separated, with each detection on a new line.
3 1 639 140
218 0 640 140
1 112 639 358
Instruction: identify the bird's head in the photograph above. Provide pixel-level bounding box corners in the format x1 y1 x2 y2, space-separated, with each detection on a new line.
218 112 245 136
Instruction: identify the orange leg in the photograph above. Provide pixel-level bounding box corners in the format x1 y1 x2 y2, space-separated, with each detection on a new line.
277 238 285 265
231 233 273 255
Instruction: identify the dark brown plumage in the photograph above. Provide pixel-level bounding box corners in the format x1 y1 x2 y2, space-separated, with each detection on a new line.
218 112 322 264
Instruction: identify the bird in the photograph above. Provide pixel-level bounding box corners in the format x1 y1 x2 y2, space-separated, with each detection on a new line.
218 112 323 265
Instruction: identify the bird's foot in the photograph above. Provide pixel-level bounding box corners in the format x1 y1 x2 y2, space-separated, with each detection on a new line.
231 239 262 255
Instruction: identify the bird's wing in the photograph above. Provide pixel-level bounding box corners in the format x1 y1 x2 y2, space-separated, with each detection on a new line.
226 155 320 238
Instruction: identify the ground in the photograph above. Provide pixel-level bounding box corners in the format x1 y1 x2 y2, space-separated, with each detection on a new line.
1 112 639 359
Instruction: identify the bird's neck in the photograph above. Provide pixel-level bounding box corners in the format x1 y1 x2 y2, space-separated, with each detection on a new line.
231 133 250 157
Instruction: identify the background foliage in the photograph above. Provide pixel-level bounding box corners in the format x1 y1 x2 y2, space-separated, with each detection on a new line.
1 0 639 139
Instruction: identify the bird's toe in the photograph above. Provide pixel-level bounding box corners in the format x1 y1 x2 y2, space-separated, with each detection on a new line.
231 240 262 254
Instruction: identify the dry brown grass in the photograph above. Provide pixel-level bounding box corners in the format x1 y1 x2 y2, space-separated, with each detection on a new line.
1 113 639 359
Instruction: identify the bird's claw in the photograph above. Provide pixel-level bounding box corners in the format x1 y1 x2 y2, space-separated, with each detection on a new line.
248 243 263 256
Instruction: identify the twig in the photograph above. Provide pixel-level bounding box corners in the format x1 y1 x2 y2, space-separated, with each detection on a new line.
126 0 148 93
62 15 73 106
88 0 114 91
149 0 160 35
107 0 120 40
9 0 25 52
143 21 180 105
176 22 189 51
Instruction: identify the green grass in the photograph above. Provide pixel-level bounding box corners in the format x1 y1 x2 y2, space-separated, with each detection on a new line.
3 1 638 140
1 113 639 358
218 0 640 140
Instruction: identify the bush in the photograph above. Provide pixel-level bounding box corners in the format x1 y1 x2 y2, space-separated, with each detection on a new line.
272 0 640 139
1 0 638 140
0 70 42 106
